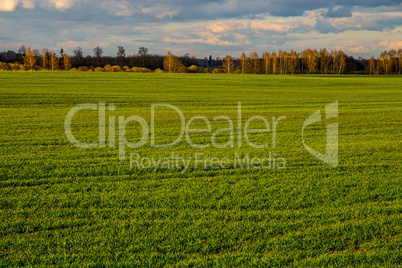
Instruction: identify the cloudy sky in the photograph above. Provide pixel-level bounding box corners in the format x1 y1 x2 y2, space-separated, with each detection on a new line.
0 0 401 58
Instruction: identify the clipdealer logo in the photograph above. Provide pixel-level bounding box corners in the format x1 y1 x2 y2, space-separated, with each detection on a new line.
302 101 339 167
64 101 338 171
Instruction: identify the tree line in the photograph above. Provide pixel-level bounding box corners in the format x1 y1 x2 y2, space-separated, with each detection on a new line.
0 45 401 74
0 45 198 72
368 50 402 75
219 48 402 75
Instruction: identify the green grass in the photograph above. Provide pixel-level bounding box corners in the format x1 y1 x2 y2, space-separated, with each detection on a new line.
0 72 401 267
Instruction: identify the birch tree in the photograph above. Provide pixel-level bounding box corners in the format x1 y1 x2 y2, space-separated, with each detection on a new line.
239 52 247 74
163 51 184 73
250 52 260 74
49 51 59 71
222 55 234 74
41 48 48 70
290 50 298 74
23 47 37 70
338 51 346 74
319 48 329 74
369 57 375 75
262 51 271 74
63 54 72 70
272 52 278 75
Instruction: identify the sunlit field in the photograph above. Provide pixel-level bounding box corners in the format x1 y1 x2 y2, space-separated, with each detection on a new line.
0 72 401 267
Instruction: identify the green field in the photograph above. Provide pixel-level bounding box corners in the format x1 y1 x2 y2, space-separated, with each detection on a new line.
0 72 401 267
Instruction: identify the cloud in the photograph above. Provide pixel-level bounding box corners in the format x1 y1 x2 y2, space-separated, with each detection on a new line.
0 0 401 59
204 20 297 34
0 0 76 12
0 0 19 11
21 0 34 9
382 40 402 50
163 37 237 46
56 40 91 50
326 5 352 18
2 0 401 21
328 11 402 32
141 4 180 19
340 38 402 55
47 0 75 11
99 0 140 17
253 0 401 17
155 9 179 19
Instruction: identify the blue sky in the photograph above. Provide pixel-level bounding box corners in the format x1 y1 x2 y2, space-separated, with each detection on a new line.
0 0 401 58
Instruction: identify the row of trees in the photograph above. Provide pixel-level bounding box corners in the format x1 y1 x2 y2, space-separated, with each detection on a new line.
0 47 199 73
1 45 401 74
0 47 72 71
368 49 402 75
222 49 370 75
220 48 402 75
0 45 198 70
18 48 72 71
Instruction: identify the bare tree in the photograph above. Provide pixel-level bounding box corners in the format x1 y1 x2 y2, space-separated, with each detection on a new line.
18 45 26 56
222 55 234 74
63 54 72 70
41 48 48 70
290 50 298 74
280 50 289 74
301 48 318 74
183 53 190 67
262 51 271 74
369 57 375 75
163 51 185 73
250 51 260 74
94 45 103 65
319 48 329 74
387 49 397 74
23 47 37 70
117 46 125 66
138 47 150 67
239 52 248 74
49 51 59 71
338 51 346 74
163 51 176 73
272 52 278 75
73 46 83 65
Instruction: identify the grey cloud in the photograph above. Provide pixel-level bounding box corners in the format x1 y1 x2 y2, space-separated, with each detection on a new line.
0 0 401 58
326 5 352 18
3 0 401 21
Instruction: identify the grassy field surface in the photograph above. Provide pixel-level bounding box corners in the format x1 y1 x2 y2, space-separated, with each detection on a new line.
0 72 401 267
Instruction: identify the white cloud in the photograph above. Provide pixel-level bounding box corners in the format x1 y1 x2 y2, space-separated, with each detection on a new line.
0 0 19 11
348 46 372 53
205 20 297 34
0 0 76 11
382 40 402 50
46 0 75 11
